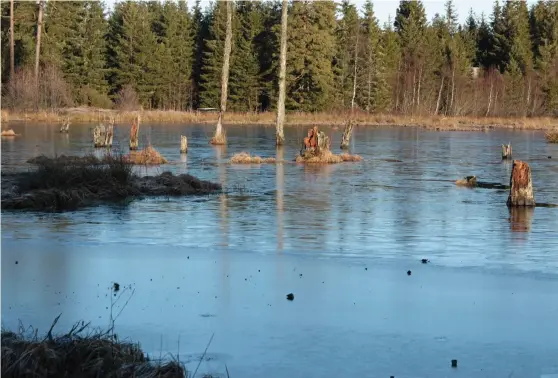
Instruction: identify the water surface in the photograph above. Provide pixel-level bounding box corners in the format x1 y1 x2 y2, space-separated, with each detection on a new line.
2 123 558 378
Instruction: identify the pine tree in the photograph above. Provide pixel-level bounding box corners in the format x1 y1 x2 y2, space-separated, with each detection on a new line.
333 0 359 109
357 0 390 112
395 0 428 113
490 0 508 72
199 1 228 108
107 1 159 108
286 0 336 111
229 2 262 111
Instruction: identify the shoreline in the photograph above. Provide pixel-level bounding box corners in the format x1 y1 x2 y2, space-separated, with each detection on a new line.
2 108 558 132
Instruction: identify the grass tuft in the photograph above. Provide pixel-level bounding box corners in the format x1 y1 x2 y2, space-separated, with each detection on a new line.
1 129 19 136
2 154 221 211
545 131 558 143
230 152 277 164
126 146 168 165
295 150 362 164
1 325 186 378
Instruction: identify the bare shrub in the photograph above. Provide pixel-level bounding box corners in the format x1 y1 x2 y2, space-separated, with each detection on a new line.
115 84 141 111
3 65 73 111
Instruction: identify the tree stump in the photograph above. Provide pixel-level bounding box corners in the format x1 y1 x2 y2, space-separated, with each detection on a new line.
105 124 114 148
507 160 535 207
59 117 70 133
455 175 477 187
501 143 512 159
130 116 140 151
180 135 188 154
340 119 354 149
93 124 106 148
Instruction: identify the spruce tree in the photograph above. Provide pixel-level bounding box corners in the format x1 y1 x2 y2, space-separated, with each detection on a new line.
286 0 336 112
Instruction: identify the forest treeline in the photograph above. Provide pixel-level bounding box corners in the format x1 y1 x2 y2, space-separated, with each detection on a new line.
1 0 557 117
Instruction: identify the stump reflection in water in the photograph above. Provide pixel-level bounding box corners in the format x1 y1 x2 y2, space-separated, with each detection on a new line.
509 207 534 233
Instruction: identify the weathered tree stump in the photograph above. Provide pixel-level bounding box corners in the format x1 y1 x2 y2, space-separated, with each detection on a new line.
501 143 512 159
301 126 330 155
93 124 106 148
59 117 70 133
340 119 354 150
105 124 114 148
130 116 140 151
180 135 188 154
507 160 535 207
455 176 477 187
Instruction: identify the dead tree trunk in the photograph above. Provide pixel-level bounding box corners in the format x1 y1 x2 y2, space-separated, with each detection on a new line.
486 78 493 117
501 143 512 160
340 119 354 150
275 0 288 146
180 135 188 153
507 160 535 207
93 124 106 148
350 30 359 111
212 0 232 146
434 76 444 115
130 115 140 151
10 0 15 79
59 117 70 133
34 0 44 87
105 124 114 148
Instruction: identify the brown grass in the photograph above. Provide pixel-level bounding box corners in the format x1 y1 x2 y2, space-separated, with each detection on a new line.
296 150 362 164
1 325 185 378
230 152 277 164
545 131 558 143
2 154 221 211
4 108 558 131
126 146 168 165
1 129 18 136
210 130 227 145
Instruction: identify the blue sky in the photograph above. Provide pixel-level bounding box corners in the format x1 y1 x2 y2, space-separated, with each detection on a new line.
107 0 539 26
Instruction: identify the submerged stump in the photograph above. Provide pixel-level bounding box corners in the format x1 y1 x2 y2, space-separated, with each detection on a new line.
501 143 512 159
507 160 535 207
130 116 140 151
59 118 70 133
180 135 188 153
340 120 354 150
93 124 106 148
105 124 114 148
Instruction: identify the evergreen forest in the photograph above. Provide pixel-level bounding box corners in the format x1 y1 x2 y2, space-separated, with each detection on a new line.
1 0 557 117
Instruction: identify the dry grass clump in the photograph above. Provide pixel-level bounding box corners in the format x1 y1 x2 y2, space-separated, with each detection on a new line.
2 155 221 211
210 131 227 145
1 129 18 136
339 153 363 162
1 325 186 378
296 150 362 164
545 131 558 143
230 152 277 164
126 146 168 165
